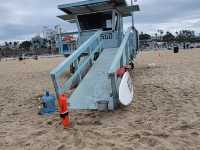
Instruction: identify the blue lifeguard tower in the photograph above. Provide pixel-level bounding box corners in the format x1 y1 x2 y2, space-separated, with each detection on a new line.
51 0 140 110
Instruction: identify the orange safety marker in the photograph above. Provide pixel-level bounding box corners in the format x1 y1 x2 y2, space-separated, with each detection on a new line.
58 94 70 128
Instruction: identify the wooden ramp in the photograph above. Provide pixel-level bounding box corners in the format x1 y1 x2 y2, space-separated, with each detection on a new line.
69 48 117 110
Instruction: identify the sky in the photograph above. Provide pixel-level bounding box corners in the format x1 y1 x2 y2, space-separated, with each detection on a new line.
0 0 200 43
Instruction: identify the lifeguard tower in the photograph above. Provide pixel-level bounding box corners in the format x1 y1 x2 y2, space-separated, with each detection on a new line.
51 0 140 110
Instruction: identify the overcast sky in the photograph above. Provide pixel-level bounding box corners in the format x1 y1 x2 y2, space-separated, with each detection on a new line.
0 0 200 43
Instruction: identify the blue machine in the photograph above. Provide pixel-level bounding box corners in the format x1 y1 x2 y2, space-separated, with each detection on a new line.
51 0 140 110
40 91 56 115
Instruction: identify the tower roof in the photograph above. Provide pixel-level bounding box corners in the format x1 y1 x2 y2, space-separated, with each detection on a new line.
57 0 140 21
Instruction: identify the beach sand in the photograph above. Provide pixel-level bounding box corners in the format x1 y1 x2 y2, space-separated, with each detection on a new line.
0 49 200 150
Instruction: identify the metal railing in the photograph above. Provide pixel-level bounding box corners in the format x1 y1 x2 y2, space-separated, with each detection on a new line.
51 30 103 97
108 28 138 103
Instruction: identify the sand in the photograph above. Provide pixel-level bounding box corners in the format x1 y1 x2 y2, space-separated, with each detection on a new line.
0 49 200 150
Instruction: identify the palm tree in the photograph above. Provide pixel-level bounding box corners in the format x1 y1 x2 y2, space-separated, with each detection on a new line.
157 29 164 41
9 42 12 48
5 42 9 47
155 33 158 41
14 41 18 49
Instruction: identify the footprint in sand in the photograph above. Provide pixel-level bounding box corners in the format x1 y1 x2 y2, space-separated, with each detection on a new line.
31 130 47 136
57 144 66 150
139 136 159 147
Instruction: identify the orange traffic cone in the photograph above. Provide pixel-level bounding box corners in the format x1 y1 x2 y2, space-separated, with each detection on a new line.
62 115 70 127
58 94 70 128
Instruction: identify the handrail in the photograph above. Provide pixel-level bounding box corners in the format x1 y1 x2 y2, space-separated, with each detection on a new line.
108 28 137 75
108 28 138 105
51 30 102 76
51 30 103 97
